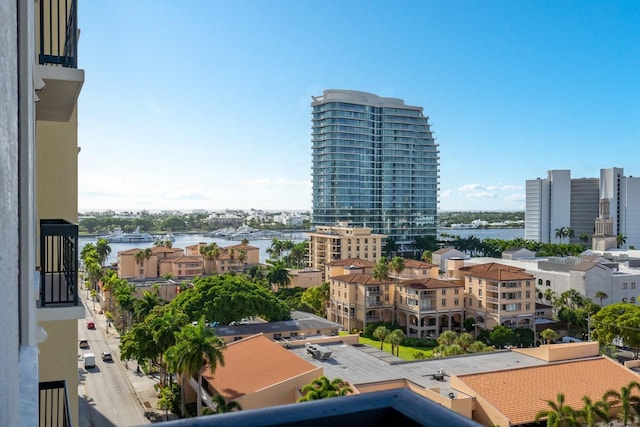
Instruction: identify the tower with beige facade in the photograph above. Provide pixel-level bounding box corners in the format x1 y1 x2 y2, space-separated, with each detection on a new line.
307 222 385 272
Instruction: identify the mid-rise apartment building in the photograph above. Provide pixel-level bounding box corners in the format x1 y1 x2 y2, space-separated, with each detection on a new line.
2 0 85 424
311 90 439 249
525 167 640 248
307 222 385 271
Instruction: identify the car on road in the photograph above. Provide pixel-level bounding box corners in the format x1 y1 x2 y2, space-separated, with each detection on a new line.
87 321 95 329
101 352 113 362
79 339 90 349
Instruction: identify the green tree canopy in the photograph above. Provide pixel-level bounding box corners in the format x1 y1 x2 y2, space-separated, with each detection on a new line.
171 275 291 324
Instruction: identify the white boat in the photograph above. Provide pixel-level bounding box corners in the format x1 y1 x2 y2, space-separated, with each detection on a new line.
102 227 155 243
159 232 176 242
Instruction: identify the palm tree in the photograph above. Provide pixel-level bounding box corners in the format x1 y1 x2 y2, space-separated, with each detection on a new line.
297 376 352 402
617 233 627 249
554 227 567 243
95 238 112 267
134 290 162 323
387 329 405 356
134 250 145 277
389 256 405 281
372 256 389 281
566 227 575 242
421 250 432 263
578 396 610 427
267 261 291 290
594 291 608 307
373 326 390 350
211 394 242 414
534 392 581 427
580 233 590 244
540 328 559 344
105 311 113 334
166 317 226 417
437 330 458 347
603 381 640 426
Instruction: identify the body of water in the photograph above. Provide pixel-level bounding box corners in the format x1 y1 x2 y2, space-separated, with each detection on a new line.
437 228 524 241
79 233 306 266
80 228 524 266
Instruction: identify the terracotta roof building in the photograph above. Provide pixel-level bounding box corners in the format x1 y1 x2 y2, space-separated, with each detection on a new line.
200 334 322 410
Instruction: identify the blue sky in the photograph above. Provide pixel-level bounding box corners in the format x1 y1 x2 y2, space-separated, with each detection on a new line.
77 1 640 212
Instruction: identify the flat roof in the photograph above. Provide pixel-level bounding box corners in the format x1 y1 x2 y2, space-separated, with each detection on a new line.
288 343 549 398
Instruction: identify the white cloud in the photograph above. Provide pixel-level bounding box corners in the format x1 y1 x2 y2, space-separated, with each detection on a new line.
441 190 452 198
466 191 496 199
458 183 483 192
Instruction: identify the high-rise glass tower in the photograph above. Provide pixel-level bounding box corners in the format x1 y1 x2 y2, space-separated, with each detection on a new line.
311 90 439 245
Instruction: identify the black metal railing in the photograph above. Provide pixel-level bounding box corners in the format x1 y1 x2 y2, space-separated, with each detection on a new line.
40 219 78 307
39 380 71 427
38 0 78 68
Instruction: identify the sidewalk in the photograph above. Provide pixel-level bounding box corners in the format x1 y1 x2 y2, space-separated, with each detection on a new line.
84 295 177 423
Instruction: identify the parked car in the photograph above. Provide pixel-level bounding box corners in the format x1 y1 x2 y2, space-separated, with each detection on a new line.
87 321 95 330
101 352 113 362
79 339 90 349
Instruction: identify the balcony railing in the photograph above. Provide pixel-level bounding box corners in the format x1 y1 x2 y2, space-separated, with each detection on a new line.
39 380 71 427
40 219 78 307
38 0 78 68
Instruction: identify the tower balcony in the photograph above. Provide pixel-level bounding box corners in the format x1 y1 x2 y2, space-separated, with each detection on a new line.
35 0 84 122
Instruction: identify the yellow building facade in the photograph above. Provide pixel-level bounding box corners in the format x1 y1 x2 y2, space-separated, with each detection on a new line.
34 0 85 425
306 223 385 272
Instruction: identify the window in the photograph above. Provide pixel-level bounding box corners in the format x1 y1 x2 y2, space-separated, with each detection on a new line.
633 282 637 289
478 300 483 308
454 298 459 306
526 303 531 310
469 287 473 295
623 283 628 290
441 299 446 307
479 289 483 296
538 279 543 285
479 279 483 285
469 297 473 305
273 333 282 339
454 288 459 295
546 280 551 287
526 281 531 287
469 278 473 284
441 289 446 295
526 291 530 298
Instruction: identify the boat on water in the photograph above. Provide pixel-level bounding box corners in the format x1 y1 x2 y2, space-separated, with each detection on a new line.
154 232 176 242
101 227 155 243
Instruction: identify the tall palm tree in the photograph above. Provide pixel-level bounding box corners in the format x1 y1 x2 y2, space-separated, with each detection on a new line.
540 328 559 344
389 256 405 285
373 326 390 350
437 330 458 347
603 381 640 426
594 291 608 307
267 261 291 290
554 227 568 243
387 329 405 356
134 290 162 323
578 396 610 427
211 394 242 414
580 233 590 244
372 256 389 281
166 318 226 417
617 233 627 249
95 238 112 267
534 392 581 427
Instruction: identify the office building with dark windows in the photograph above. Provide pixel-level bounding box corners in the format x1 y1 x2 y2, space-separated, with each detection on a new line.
311 90 439 253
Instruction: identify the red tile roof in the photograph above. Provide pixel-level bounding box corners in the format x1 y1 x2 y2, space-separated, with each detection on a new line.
202 334 318 401
457 357 640 425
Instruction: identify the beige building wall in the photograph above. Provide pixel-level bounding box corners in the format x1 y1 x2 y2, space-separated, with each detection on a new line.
290 269 323 288
235 368 322 410
307 224 385 271
37 318 80 427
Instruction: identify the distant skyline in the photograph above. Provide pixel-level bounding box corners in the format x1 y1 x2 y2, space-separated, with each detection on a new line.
78 1 640 212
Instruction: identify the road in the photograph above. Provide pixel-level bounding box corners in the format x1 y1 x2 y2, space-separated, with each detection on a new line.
78 298 148 427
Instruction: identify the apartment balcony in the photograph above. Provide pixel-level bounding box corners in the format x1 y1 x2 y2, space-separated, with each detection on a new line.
153 388 481 427
36 0 84 122
39 380 71 427
38 220 84 320
365 299 386 308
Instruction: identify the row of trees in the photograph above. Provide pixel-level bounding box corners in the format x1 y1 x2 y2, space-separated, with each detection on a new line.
535 382 640 427
373 326 407 356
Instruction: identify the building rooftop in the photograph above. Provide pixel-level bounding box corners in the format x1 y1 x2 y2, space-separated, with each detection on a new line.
288 343 549 398
457 356 640 425
202 334 319 401
213 312 342 338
